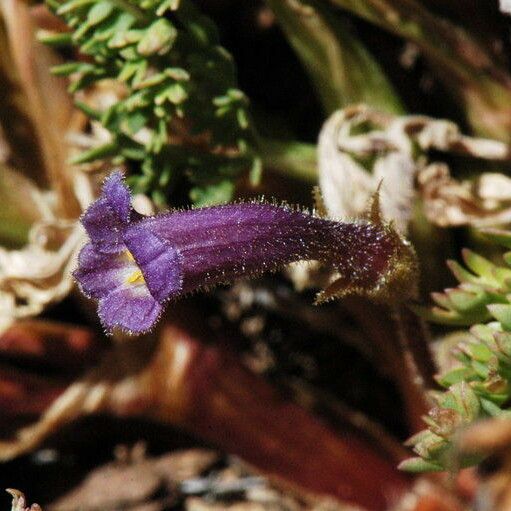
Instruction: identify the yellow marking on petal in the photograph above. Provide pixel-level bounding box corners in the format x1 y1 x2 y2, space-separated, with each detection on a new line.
123 250 146 284
126 269 145 284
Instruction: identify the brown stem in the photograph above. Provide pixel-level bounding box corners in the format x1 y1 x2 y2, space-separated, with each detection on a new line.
286 378 409 464
149 316 410 510
0 366 65 415
0 320 102 371
343 298 433 433
1 0 80 217
392 305 437 389
0 309 411 510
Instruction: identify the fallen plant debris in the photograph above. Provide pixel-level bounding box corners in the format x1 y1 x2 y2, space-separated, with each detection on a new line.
6 490 41 511
0 166 92 334
0 310 410 510
318 105 511 231
46 446 358 511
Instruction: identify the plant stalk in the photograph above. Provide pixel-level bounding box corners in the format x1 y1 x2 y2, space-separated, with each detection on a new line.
259 138 317 183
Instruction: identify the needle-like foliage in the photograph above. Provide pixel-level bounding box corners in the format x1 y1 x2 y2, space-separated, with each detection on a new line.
401 229 511 472
42 0 260 206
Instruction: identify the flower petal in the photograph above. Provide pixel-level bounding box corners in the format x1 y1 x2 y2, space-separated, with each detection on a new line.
103 171 132 222
73 242 136 299
98 284 162 334
123 225 183 303
81 172 132 253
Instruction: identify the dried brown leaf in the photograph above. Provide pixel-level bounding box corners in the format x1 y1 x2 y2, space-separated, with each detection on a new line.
6 490 42 511
418 165 511 227
318 105 511 231
500 0 511 15
50 449 218 511
0 166 119 332
0 223 85 332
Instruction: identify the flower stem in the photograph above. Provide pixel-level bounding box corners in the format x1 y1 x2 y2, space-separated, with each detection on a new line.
259 138 317 183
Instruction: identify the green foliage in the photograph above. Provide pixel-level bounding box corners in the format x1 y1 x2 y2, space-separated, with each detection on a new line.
401 229 511 472
415 247 511 326
266 0 404 115
42 0 260 205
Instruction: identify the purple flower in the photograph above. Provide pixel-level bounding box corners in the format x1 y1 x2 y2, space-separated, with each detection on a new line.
74 172 416 334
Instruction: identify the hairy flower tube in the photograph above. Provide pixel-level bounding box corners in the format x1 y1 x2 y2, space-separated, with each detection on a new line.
74 172 417 334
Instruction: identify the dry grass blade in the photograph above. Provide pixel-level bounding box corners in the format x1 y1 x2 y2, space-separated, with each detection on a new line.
0 0 78 217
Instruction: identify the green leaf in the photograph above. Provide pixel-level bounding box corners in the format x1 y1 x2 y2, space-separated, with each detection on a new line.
156 0 181 15
437 367 475 388
51 62 96 76
37 30 73 46
430 292 452 309
135 72 167 89
493 331 511 358
109 27 143 49
124 111 149 134
398 457 445 473
462 249 500 286
87 1 114 27
137 19 177 56
74 100 101 120
249 156 263 186
480 398 507 416
57 0 96 15
446 260 480 285
445 288 487 313
470 323 501 343
413 304 491 326
488 304 511 331
466 342 493 363
441 382 480 421
189 180 235 206
70 142 118 164
166 83 188 104
164 67 190 81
